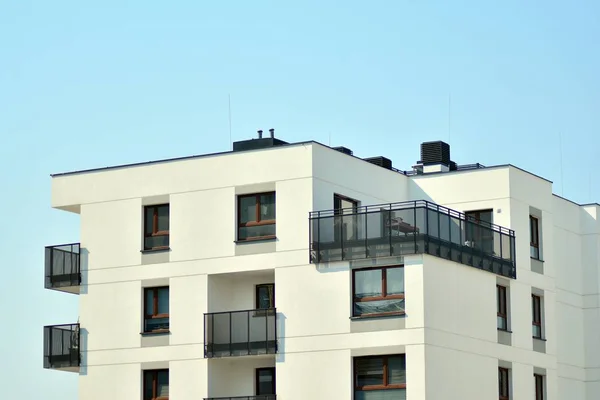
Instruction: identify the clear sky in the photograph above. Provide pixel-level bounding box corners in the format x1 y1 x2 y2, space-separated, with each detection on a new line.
1 0 599 397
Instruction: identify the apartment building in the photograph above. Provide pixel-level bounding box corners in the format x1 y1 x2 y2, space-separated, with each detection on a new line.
43 133 600 400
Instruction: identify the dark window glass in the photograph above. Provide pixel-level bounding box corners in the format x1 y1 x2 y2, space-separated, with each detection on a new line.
144 204 170 250
354 355 406 400
535 374 544 400
530 216 540 259
465 209 494 253
144 287 169 332
497 285 508 331
144 369 169 400
532 295 542 338
499 367 509 399
256 368 275 395
237 192 276 241
333 194 358 241
353 266 405 317
256 284 275 309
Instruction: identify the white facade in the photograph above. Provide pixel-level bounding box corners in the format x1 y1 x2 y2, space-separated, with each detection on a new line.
44 139 600 400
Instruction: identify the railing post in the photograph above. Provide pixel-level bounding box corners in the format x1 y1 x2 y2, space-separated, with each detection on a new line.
340 214 344 260
211 314 215 358
229 312 232 357
265 307 268 354
274 307 277 353
364 211 368 257
389 204 393 256
248 310 251 355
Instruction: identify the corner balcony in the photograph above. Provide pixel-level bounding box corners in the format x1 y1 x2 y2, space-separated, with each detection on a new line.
43 324 80 372
309 200 516 279
44 243 81 294
204 309 277 358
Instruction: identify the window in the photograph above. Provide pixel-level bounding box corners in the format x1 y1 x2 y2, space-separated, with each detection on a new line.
256 284 275 309
144 369 169 400
530 215 540 259
144 287 169 333
499 367 509 400
353 266 404 317
256 367 276 395
497 285 508 330
534 374 544 400
465 209 494 252
238 192 276 241
334 194 358 241
532 294 542 338
144 204 169 250
354 355 406 400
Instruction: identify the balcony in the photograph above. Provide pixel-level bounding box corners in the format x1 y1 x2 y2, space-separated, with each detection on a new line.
205 397 276 400
204 309 277 358
309 200 516 279
43 324 80 372
44 243 81 294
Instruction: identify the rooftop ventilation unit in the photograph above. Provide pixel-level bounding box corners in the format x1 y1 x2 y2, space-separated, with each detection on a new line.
364 156 393 170
332 146 353 156
233 129 288 152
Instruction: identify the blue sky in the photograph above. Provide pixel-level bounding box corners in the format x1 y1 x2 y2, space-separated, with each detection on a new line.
1 1 599 397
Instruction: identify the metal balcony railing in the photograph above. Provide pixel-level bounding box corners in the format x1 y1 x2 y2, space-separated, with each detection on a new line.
204 397 276 400
44 243 81 291
43 323 80 370
204 308 277 358
310 200 516 279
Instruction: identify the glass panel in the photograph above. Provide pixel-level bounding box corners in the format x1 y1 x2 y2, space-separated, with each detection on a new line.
157 370 169 398
157 288 169 315
354 269 382 299
157 205 169 232
145 207 154 235
260 193 276 220
354 299 405 316
355 389 406 400
530 245 539 259
144 372 154 400
427 209 439 237
146 290 154 315
239 196 257 224
145 318 169 332
145 235 169 249
257 369 275 395
257 285 274 309
356 357 384 386
386 268 404 295
533 325 542 338
497 316 507 330
238 224 276 240
388 356 406 384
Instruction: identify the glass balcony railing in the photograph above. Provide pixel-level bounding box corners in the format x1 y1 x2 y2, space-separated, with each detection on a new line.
204 397 276 400
44 243 81 293
309 200 516 279
43 323 80 371
204 308 277 358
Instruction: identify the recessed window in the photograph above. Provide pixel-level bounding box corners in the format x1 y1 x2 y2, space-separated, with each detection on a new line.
354 355 406 400
256 367 276 396
535 374 544 400
499 367 509 400
334 194 358 241
144 287 169 333
465 209 494 252
256 284 275 309
532 294 542 339
353 266 404 317
497 285 508 331
144 204 170 250
144 369 169 400
530 215 540 259
238 192 276 241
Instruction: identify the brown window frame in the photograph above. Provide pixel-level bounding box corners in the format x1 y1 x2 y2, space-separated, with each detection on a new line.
532 294 542 338
352 266 405 318
534 374 544 400
499 367 509 400
530 215 540 259
256 367 276 395
354 355 406 392
144 204 170 251
497 285 508 331
237 192 276 241
256 283 275 309
144 369 169 400
144 287 169 333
